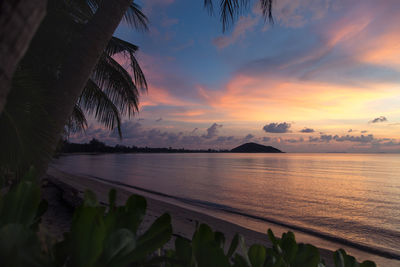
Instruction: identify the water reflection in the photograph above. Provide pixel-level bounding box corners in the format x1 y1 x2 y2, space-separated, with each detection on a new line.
54 153 400 256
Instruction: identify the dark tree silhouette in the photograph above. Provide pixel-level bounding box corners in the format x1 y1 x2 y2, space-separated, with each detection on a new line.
0 0 47 114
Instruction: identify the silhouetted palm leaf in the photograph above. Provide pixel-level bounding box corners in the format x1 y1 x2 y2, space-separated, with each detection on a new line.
66 104 88 135
68 0 148 31
79 80 122 137
93 54 140 115
123 2 149 31
105 36 139 56
260 0 274 22
61 1 148 135
105 37 147 90
204 0 274 32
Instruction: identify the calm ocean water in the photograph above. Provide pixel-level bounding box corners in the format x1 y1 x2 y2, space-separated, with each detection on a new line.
54 153 400 262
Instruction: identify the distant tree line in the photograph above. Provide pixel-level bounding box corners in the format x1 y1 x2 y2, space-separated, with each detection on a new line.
60 138 230 154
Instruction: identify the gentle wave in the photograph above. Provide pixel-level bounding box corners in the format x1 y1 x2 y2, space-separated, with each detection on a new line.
84 173 400 260
54 153 400 263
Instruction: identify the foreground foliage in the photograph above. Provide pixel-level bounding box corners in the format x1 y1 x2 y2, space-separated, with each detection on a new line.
0 170 376 267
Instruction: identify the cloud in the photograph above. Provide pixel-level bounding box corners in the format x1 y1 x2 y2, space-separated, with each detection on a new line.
263 122 291 133
272 0 337 28
320 134 333 142
198 0 400 124
263 137 271 142
173 39 194 51
215 136 235 143
334 134 374 143
308 133 375 144
300 127 315 133
156 117 163 122
370 116 387 123
243 134 255 141
379 140 400 147
202 123 223 139
361 130 368 133
213 15 259 48
68 121 400 152
284 137 304 143
142 0 175 15
161 17 179 27
135 53 199 104
309 136 320 142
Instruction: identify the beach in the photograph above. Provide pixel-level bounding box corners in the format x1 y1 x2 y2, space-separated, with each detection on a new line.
43 167 334 264
42 166 397 267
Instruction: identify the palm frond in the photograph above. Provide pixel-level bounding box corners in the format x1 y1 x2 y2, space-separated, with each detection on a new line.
204 0 274 31
79 80 122 137
204 0 214 15
66 0 148 30
105 36 139 56
260 0 274 23
66 104 88 134
220 0 250 32
123 2 149 31
105 37 147 91
127 51 148 91
92 53 140 117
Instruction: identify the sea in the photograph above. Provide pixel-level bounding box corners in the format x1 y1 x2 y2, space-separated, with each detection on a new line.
53 153 400 266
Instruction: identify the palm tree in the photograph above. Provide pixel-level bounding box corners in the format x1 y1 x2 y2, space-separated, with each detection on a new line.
1 0 275 177
0 0 47 114
68 35 147 137
33 0 146 176
0 0 148 176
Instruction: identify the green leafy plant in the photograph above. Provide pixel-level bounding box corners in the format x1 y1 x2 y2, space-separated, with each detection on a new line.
333 249 376 267
166 224 377 267
0 168 48 266
51 189 172 267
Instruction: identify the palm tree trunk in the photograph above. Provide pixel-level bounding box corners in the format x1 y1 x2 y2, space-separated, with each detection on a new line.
0 0 47 115
35 0 132 176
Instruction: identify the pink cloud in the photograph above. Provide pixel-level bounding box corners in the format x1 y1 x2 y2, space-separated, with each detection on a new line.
213 15 259 48
273 0 337 27
161 17 179 27
143 0 175 14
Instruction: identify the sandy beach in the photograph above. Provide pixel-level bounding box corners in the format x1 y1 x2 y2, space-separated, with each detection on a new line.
43 167 399 267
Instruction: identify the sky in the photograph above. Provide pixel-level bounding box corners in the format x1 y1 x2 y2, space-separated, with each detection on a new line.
71 0 400 152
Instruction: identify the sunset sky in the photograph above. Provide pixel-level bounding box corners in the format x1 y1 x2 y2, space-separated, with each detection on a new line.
72 0 400 152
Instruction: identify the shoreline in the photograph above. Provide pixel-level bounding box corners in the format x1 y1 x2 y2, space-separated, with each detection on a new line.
45 167 400 267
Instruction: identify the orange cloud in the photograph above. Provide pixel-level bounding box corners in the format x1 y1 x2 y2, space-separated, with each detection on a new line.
140 85 187 107
324 1 400 68
201 74 400 127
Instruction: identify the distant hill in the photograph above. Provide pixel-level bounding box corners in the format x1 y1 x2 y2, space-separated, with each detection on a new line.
231 142 283 153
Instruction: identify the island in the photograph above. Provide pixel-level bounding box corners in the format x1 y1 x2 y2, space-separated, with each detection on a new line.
231 142 283 153
60 139 283 154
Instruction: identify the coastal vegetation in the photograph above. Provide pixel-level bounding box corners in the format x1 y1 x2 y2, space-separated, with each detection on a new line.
60 139 230 154
59 139 282 154
0 169 376 267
